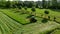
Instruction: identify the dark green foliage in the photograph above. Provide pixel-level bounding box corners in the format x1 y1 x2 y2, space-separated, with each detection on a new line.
24 6 27 10
27 15 34 18
42 18 48 23
30 18 37 23
0 1 60 9
44 10 49 14
14 5 17 8
54 17 56 21
27 1 34 8
42 10 49 23
5 1 11 8
27 15 37 23
48 16 50 20
18 6 22 9
31 7 36 12
42 0 45 8
28 15 37 23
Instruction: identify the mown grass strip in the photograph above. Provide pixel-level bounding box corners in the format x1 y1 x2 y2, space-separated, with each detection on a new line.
1 10 29 25
0 12 22 28
22 21 60 34
0 12 22 34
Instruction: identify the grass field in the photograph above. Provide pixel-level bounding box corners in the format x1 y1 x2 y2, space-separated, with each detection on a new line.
0 8 60 34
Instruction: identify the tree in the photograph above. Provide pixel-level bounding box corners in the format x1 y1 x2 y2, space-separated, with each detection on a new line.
18 6 22 9
44 10 49 22
44 10 49 14
42 0 45 8
54 17 56 21
31 7 36 12
29 15 37 23
42 18 48 23
52 0 58 9
0 1 6 8
24 6 27 10
5 1 11 8
48 16 50 20
31 7 36 16
42 10 49 23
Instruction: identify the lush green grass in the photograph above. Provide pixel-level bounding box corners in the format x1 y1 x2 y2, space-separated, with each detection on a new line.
1 9 29 24
1 8 60 24
51 29 60 34
0 12 22 34
21 21 60 34
0 8 60 34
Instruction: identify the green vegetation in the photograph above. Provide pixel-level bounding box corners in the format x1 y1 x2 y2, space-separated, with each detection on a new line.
51 29 60 34
0 1 60 34
1 9 29 24
0 8 60 34
0 12 22 34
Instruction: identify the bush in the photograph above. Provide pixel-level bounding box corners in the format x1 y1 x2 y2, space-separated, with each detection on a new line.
18 6 22 9
24 6 27 10
48 16 50 20
29 15 37 23
30 18 37 23
42 18 48 23
44 10 49 14
54 17 56 21
31 7 36 12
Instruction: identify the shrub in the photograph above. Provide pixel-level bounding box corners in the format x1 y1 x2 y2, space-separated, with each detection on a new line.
42 18 48 23
29 15 37 23
31 7 36 12
24 6 27 10
54 17 56 21
48 16 50 20
44 10 49 14
18 6 22 9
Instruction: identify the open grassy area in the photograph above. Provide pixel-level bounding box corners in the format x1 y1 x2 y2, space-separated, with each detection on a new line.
0 12 22 34
51 29 60 34
0 8 60 34
1 8 60 24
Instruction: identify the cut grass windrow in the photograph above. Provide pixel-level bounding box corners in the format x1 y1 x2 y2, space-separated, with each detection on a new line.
1 10 29 25
0 9 60 34
22 21 60 34
0 12 22 34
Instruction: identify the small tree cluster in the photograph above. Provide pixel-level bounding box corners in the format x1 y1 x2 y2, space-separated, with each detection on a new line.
24 6 27 10
29 15 37 23
27 15 37 23
54 17 56 21
44 10 49 19
42 10 50 23
42 18 48 23
44 10 49 14
31 7 36 12
48 16 50 20
18 6 22 9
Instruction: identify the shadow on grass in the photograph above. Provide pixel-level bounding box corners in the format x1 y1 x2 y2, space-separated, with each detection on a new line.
46 28 60 34
1 12 37 25
41 18 48 23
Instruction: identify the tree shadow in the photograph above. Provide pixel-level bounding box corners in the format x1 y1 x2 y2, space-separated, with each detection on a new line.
41 18 48 23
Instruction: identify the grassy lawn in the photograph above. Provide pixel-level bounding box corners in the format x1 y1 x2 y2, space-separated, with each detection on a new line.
51 29 60 34
0 12 22 34
0 8 60 34
1 9 29 24
1 8 60 24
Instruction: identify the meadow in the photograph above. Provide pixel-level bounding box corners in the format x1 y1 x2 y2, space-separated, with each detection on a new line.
0 8 60 34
